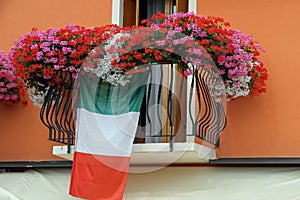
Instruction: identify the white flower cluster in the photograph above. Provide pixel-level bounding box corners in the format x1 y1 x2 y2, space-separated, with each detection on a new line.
224 75 252 99
84 32 132 86
208 59 262 101
28 86 49 107
249 61 260 69
208 75 252 102
207 83 225 103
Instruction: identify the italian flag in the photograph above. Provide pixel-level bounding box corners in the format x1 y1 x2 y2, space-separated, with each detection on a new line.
69 72 149 199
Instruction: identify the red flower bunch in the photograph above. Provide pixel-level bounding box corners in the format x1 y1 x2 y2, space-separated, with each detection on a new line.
83 26 200 86
140 12 268 99
83 12 267 99
10 24 121 94
249 62 268 96
0 51 26 107
10 12 268 101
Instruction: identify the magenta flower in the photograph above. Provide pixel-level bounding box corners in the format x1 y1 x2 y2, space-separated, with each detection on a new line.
12 94 19 101
156 40 166 46
233 82 240 87
60 41 68 46
0 88 8 93
0 50 24 106
184 69 193 76
4 95 10 101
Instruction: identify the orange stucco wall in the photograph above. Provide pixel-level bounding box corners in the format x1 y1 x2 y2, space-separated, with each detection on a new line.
1 0 300 161
198 0 300 157
0 0 112 161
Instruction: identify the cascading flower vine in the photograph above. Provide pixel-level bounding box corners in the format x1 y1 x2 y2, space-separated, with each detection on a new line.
143 12 268 99
0 51 26 107
10 24 121 106
84 12 267 100
83 32 132 86
82 26 202 85
11 12 268 106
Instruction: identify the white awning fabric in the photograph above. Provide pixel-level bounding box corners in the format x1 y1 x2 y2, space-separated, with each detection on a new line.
1 167 300 200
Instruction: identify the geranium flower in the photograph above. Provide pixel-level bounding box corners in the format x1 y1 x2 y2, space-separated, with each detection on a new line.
11 12 268 106
0 51 26 107
143 12 268 99
10 24 122 106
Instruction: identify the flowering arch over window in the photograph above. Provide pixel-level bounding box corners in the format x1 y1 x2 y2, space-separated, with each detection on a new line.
11 12 268 106
144 12 268 99
83 12 268 100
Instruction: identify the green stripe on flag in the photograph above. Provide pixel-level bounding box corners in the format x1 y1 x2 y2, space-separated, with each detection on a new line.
77 72 149 115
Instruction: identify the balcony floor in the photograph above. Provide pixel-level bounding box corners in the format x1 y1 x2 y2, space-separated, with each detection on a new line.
52 139 216 166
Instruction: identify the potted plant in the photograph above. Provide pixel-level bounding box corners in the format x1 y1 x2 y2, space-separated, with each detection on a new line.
10 24 121 106
10 24 122 145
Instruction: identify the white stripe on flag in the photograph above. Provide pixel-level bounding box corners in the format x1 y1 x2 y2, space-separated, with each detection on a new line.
75 108 140 157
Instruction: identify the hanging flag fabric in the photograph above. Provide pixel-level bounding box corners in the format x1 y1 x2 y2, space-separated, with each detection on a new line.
69 72 149 199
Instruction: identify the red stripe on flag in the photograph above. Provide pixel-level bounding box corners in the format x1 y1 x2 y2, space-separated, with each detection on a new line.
69 152 130 200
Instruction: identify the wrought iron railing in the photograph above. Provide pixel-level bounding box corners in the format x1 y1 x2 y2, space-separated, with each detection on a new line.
40 71 76 150
40 64 226 153
191 68 227 146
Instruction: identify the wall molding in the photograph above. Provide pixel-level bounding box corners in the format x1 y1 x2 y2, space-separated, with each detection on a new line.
112 0 124 26
188 0 197 13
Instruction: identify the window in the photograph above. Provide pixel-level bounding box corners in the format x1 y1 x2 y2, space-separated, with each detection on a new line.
122 0 189 143
123 0 188 27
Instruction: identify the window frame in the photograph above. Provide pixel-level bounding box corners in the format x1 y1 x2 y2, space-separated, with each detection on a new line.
111 0 197 27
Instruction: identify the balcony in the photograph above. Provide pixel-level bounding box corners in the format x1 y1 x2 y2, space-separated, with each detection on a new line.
40 64 226 164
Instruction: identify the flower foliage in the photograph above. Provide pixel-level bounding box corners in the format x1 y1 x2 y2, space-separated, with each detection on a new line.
83 26 204 86
11 24 121 92
10 24 121 105
11 12 268 104
84 12 268 99
144 12 268 99
0 51 26 107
